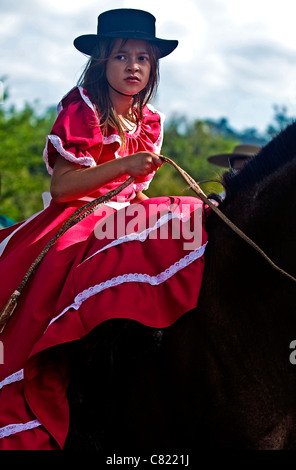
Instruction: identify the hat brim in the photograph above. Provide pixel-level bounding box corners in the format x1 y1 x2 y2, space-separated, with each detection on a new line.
74 34 178 58
208 154 253 168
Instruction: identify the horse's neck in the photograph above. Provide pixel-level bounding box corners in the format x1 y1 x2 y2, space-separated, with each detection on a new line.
196 197 296 448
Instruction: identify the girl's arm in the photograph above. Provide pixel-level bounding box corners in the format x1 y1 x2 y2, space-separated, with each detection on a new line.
131 191 149 204
50 152 162 203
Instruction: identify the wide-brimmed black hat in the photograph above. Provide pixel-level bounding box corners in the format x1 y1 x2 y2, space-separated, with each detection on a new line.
74 8 178 58
207 145 261 168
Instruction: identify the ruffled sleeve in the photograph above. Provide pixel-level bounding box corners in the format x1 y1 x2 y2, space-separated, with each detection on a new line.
132 104 165 192
43 87 103 175
142 104 165 154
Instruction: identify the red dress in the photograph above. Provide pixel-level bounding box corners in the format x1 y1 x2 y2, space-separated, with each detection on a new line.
0 87 207 449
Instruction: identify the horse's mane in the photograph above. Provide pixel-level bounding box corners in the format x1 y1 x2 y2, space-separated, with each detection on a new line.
223 121 296 199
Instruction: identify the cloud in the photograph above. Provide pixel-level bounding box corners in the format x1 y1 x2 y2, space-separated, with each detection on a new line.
1 0 296 133
153 0 296 131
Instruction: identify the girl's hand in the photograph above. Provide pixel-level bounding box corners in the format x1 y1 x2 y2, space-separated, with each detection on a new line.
50 152 162 203
123 152 162 177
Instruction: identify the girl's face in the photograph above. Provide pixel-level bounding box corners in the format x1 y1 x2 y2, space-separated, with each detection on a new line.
106 39 152 98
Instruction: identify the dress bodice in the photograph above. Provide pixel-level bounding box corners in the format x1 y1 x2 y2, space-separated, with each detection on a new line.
43 87 164 202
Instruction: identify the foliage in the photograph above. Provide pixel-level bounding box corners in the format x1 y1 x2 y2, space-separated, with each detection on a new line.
147 116 238 198
0 93 55 221
0 82 294 222
265 105 295 139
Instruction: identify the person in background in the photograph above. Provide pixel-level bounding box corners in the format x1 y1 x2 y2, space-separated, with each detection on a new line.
208 144 261 171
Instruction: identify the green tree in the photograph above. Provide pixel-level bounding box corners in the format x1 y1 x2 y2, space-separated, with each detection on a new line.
147 116 239 198
0 89 55 221
265 105 294 139
3 82 289 222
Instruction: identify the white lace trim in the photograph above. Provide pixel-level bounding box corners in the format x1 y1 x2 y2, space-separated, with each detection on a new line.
57 86 98 117
102 134 122 159
0 371 42 440
103 134 122 146
133 180 152 192
57 99 63 115
43 135 96 175
81 212 186 265
77 86 98 116
45 91 164 174
147 104 165 153
146 103 162 115
56 86 75 114
101 105 164 157
0 420 42 439
0 369 24 391
42 192 52 210
47 242 207 328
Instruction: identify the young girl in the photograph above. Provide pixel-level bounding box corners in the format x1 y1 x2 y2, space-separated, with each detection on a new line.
0 9 207 450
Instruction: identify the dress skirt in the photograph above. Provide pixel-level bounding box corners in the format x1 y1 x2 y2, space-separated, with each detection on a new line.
0 195 207 449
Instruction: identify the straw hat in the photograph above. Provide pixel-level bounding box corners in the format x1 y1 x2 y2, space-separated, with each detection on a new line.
207 144 261 168
74 8 178 58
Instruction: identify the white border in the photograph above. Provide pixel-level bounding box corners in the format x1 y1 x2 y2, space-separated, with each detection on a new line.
0 369 24 390
81 212 187 265
47 242 207 328
0 420 41 439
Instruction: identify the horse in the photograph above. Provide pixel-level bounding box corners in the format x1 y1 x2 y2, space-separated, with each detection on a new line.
63 121 296 452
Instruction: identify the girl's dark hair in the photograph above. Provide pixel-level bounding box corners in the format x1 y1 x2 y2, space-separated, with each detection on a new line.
77 37 160 147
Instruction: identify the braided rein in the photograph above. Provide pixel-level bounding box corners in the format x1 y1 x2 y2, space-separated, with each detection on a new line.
1 156 296 334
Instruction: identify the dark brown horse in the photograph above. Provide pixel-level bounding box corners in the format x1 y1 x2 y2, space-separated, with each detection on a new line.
64 122 296 452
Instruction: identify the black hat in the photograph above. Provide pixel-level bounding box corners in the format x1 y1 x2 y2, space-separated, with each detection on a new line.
207 145 261 168
74 8 178 58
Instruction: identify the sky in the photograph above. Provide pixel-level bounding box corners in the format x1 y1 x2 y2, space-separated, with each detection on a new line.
1 0 296 133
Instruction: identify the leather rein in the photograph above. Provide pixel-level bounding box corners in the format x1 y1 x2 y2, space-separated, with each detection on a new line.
0 155 295 333
160 156 296 284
